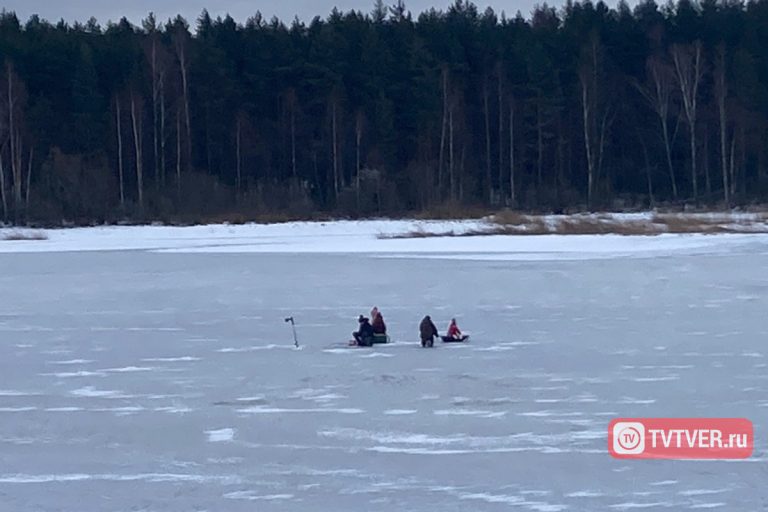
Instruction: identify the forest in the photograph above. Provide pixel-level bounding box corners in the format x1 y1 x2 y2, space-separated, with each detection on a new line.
0 0 766 224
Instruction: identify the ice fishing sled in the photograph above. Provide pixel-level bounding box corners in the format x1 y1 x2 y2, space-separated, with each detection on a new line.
441 335 470 343
372 333 390 344
348 333 389 347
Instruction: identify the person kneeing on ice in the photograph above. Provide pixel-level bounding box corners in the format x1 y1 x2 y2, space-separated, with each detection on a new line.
352 315 375 347
420 315 438 347
446 318 462 340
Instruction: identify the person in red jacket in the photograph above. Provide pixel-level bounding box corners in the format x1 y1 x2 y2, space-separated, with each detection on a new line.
446 318 462 340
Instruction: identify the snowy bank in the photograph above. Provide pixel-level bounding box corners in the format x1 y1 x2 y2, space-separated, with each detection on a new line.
0 217 767 260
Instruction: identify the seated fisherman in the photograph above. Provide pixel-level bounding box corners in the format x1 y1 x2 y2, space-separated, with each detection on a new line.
353 315 375 346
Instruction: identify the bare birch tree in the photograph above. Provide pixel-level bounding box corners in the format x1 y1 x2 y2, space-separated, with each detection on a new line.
579 35 611 206
25 146 32 207
671 41 704 201
483 76 492 201
143 13 162 186
635 56 679 199
0 150 6 220
172 22 192 169
130 92 144 209
285 89 298 179
175 104 182 197
509 98 516 206
5 61 25 208
331 96 339 197
496 62 504 200
235 114 242 194
715 44 730 205
115 95 125 207
438 67 448 193
448 96 455 201
355 110 364 209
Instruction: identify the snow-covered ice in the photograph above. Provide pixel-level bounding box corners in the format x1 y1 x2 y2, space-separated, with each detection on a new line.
0 220 765 510
0 219 767 260
206 428 236 443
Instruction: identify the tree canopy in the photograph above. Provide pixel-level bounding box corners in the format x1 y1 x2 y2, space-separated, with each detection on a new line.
0 0 767 224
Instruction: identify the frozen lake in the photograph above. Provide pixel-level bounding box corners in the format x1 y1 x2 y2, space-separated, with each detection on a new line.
0 223 767 510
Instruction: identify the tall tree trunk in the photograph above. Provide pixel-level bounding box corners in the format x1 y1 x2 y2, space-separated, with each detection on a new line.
312 150 319 196
205 103 212 174
537 101 544 190
580 37 609 208
438 68 448 193
672 42 703 202
236 116 242 194
449 102 455 201
291 106 297 179
176 107 182 198
159 74 166 187
355 113 362 210
7 65 20 207
661 119 678 200
497 66 504 200
177 39 192 168
0 150 7 221
509 100 515 206
729 129 737 199
581 75 595 207
13 129 22 207
557 126 565 205
638 130 655 207
597 109 611 196
740 123 746 198
115 96 125 207
717 52 730 206
703 127 711 197
131 93 144 209
637 58 678 199
331 100 339 198
483 77 492 202
151 37 159 186
460 142 466 202
25 146 32 207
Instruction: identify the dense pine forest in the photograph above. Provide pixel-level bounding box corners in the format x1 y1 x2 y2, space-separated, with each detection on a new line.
0 0 766 224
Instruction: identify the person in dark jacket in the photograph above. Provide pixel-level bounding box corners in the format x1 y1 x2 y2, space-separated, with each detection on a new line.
419 315 438 347
353 315 375 347
372 312 387 334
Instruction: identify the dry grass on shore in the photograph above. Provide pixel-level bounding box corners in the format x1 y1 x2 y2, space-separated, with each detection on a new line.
379 212 768 239
2 230 48 241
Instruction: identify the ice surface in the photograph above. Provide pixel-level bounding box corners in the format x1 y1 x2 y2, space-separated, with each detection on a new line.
0 223 766 510
206 428 236 443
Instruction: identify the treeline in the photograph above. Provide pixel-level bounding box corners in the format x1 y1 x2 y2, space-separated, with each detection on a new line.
0 0 767 224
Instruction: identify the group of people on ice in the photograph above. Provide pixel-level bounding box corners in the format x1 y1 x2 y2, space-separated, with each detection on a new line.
351 306 387 346
419 316 464 347
351 306 464 347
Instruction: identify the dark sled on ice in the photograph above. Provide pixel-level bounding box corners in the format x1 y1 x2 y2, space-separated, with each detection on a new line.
372 333 390 344
441 335 470 343
348 333 390 347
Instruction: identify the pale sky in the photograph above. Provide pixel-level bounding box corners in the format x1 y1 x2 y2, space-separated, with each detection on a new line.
1 0 549 27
